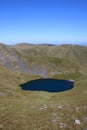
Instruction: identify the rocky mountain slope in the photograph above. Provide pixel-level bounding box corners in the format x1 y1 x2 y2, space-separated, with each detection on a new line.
0 43 50 77
0 43 87 77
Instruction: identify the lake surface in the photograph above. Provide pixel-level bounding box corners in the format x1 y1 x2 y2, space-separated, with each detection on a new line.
20 78 74 92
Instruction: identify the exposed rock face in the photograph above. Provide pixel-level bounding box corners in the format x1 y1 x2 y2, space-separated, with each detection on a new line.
0 43 61 77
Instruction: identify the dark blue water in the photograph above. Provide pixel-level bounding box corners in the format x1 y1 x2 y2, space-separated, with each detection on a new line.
20 78 74 92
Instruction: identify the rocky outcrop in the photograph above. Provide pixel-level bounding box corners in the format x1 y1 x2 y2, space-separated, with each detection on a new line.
0 43 61 77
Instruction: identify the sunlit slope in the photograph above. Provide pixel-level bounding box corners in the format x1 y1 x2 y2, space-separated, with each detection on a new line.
0 43 87 129
14 43 87 72
0 43 82 77
0 65 87 130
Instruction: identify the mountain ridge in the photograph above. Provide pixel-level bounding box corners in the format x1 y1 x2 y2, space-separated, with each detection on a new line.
0 43 87 77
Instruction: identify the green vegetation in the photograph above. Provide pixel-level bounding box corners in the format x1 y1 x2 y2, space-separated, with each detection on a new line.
0 68 87 130
0 43 87 129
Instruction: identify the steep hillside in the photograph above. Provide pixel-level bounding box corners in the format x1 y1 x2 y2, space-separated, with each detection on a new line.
0 43 58 77
0 43 87 130
14 43 87 73
1 43 87 77
0 43 81 78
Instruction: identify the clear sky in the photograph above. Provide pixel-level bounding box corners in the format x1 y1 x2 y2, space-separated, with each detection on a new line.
0 0 87 45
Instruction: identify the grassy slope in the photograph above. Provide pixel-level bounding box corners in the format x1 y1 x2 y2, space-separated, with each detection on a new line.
0 44 87 130
0 66 87 130
14 44 87 72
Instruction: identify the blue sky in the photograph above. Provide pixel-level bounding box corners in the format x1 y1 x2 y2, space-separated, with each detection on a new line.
0 0 87 45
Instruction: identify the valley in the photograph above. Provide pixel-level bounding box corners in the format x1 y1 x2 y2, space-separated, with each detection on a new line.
0 43 87 130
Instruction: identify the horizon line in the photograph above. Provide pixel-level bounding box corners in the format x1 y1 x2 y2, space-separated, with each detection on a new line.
0 41 87 46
